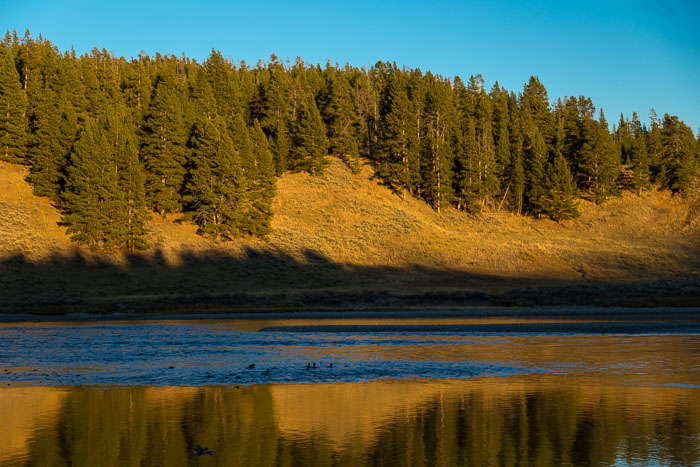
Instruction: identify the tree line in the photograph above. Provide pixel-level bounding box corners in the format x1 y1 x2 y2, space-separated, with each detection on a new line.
1 31 698 251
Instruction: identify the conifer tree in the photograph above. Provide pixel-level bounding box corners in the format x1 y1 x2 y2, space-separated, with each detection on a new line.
524 129 548 215
660 114 699 195
27 94 76 199
588 110 619 203
269 119 290 175
520 76 553 140
245 120 276 236
322 67 361 172
420 73 454 212
474 86 500 207
185 114 245 239
140 69 188 215
615 113 633 164
259 56 292 174
0 44 26 162
290 92 329 174
204 50 240 122
62 119 115 249
453 119 481 213
508 137 525 214
121 56 152 121
646 109 664 179
629 112 650 194
377 68 418 196
62 105 149 251
543 152 580 222
564 96 597 191
59 48 86 111
113 106 150 252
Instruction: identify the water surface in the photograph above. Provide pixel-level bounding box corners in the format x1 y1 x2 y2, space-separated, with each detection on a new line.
1 315 699 465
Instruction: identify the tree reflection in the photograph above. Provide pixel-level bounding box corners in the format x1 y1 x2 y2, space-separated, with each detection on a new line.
2 377 698 466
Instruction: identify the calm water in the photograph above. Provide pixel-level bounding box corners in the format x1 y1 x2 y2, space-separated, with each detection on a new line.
1 315 699 466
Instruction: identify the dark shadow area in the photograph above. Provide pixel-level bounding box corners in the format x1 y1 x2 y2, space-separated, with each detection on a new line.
1 246 699 314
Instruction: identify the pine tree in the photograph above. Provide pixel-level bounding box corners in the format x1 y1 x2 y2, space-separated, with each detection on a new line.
259 56 292 174
62 119 115 249
420 73 454 212
474 85 499 207
269 118 290 175
524 128 548 215
27 94 76 199
508 139 525 214
646 108 663 180
121 56 152 121
141 69 189 215
660 114 699 195
113 106 150 252
62 105 149 251
543 152 580 222
185 114 245 239
520 76 553 140
453 118 481 213
322 67 360 172
589 109 619 203
629 112 650 194
490 81 511 177
0 44 26 162
290 92 329 174
245 120 276 237
204 49 240 122
377 68 418 196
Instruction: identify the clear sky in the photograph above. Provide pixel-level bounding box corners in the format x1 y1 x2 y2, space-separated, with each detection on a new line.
2 0 699 132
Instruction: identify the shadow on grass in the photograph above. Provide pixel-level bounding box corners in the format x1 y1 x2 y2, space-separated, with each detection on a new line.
1 246 699 313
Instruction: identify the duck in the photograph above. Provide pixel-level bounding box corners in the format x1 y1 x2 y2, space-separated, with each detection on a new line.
189 445 213 456
246 364 255 369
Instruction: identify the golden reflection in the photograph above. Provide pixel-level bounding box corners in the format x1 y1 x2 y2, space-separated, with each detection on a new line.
0 387 66 465
271 380 455 449
1 376 698 466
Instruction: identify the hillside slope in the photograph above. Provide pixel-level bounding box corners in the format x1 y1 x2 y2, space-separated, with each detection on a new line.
1 159 699 312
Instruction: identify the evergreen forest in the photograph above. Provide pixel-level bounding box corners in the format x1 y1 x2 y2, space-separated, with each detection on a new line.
1 31 699 251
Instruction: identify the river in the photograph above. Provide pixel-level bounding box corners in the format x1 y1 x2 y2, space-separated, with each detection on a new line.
1 311 699 465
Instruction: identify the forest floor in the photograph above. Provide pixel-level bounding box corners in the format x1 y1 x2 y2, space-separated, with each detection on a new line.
1 158 699 314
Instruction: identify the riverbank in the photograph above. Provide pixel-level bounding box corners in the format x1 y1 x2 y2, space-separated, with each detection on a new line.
2 305 699 324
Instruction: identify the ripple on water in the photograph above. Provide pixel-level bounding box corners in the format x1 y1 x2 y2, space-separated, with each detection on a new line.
0 321 698 387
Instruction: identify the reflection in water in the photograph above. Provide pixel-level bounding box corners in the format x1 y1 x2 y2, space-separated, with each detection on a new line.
1 377 698 466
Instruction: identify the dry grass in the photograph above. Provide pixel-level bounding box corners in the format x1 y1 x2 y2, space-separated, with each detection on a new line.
1 157 698 310
268 158 699 282
0 162 73 261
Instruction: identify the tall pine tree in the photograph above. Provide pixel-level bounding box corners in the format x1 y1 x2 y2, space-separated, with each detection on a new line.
62 104 149 251
0 44 26 162
543 152 580 222
185 114 245 239
290 91 329 174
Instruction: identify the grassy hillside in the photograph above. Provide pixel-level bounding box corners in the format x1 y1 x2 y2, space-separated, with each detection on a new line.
1 158 699 312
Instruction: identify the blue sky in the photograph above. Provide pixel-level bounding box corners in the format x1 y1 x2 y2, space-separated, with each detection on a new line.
2 0 699 131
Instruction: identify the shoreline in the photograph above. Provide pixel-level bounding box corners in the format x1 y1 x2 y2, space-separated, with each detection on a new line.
2 305 700 324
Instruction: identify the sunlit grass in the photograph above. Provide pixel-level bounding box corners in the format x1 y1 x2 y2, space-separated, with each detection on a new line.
1 157 698 283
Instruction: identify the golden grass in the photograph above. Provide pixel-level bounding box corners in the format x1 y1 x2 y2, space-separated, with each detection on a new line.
1 157 698 285
0 162 73 261
268 158 699 282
